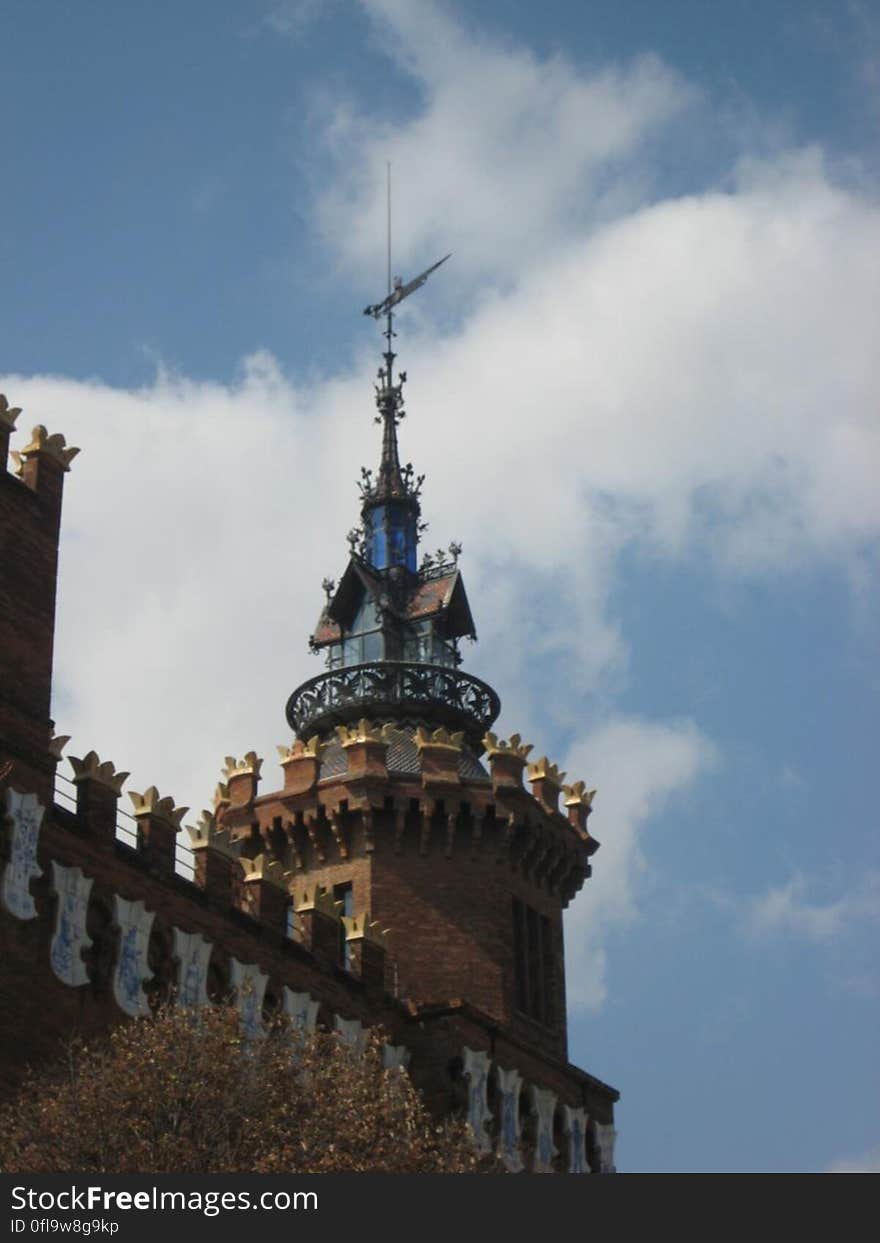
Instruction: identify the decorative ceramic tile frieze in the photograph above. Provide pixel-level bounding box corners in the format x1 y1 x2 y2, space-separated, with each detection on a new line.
531 1085 558 1173
563 1105 589 1174
49 862 93 986
595 1121 617 1173
112 896 154 1017
282 987 319 1034
462 1047 493 1154
2 788 44 920
496 1066 524 1172
334 1014 367 1053
230 958 268 1038
172 928 213 1008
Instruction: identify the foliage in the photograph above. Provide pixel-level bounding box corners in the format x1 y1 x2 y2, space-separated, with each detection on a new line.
0 1003 493 1174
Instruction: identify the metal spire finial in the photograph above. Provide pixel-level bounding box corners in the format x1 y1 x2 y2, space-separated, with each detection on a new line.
359 166 451 503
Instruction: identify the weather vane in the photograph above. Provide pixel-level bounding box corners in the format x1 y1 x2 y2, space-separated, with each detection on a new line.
362 253 450 321
362 164 450 397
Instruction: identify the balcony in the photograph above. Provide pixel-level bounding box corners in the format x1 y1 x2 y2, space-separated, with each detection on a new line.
285 661 501 746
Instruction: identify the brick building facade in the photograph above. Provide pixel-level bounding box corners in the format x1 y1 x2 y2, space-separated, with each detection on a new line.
0 325 619 1173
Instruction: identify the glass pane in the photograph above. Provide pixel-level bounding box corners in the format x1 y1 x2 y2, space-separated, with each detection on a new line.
362 629 383 662
433 636 454 666
353 596 380 631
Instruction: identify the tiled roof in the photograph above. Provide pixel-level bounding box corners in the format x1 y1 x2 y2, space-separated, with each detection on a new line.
405 574 456 619
312 613 342 644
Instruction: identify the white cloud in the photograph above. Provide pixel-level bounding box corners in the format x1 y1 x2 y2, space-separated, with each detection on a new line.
562 717 718 1011
824 1144 880 1173
315 0 695 283
746 871 880 943
2 0 878 1015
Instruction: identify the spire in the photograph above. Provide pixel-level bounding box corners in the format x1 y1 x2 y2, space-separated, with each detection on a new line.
290 223 498 745
357 347 421 572
356 183 446 572
372 334 408 501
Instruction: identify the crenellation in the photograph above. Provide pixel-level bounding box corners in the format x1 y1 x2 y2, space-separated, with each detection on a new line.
47 733 70 760
526 757 566 813
482 731 533 788
563 778 595 828
342 910 389 994
186 810 242 904
222 751 263 806
69 751 129 841
277 738 323 795
239 850 290 930
129 786 187 876
292 885 344 968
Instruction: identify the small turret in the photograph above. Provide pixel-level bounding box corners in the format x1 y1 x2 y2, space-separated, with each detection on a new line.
287 275 499 749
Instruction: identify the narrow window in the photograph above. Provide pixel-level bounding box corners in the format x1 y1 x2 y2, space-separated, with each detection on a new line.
334 881 354 969
513 899 558 1029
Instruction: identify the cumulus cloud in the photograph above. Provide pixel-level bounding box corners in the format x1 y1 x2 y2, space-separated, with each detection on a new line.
315 0 696 282
2 0 878 1013
562 717 717 1010
745 871 880 943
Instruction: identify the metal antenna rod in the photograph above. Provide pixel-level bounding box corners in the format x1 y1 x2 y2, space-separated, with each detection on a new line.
384 162 394 391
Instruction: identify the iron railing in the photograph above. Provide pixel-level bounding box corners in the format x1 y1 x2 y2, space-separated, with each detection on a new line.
53 771 194 881
286 660 500 744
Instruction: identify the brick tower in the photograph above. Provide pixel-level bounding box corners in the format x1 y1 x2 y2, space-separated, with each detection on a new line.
0 284 618 1173
216 288 619 1169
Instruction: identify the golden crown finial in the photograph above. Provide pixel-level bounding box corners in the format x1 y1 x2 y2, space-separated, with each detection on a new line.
69 751 129 794
483 732 534 761
129 786 188 828
221 751 263 780
526 757 566 786
563 780 597 810
414 726 465 751
17 424 80 470
336 719 384 746
277 735 325 762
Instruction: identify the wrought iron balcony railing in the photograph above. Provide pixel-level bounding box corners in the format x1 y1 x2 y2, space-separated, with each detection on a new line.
285 661 501 746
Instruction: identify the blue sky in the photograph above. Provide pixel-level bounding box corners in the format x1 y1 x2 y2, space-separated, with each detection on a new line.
2 0 878 1173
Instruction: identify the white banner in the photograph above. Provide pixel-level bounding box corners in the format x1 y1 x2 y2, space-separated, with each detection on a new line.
49 862 93 987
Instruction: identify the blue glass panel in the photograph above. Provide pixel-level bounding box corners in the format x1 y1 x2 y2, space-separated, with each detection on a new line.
369 511 388 569
367 503 417 571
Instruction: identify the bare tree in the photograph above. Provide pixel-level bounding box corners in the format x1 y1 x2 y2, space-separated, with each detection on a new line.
0 1003 495 1174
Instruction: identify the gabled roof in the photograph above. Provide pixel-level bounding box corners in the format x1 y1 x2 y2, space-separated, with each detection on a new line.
310 560 476 647
311 560 381 644
406 570 476 639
